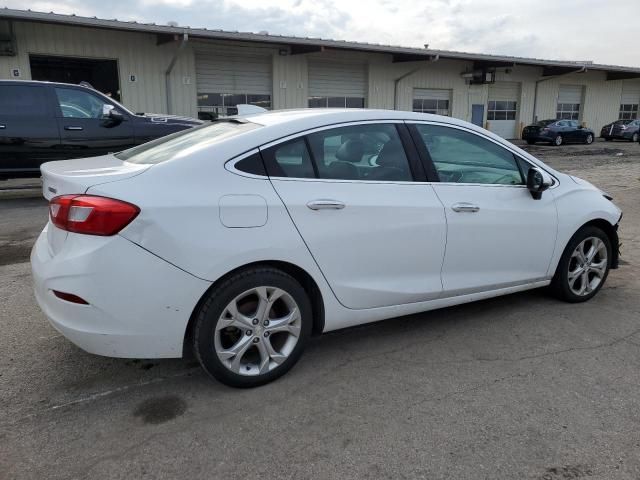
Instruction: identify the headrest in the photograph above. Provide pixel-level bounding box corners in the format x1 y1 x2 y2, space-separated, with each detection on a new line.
376 141 405 167
335 139 364 163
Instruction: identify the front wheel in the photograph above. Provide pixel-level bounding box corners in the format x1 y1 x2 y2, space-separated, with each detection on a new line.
550 226 612 303
553 135 563 146
193 267 312 387
584 133 594 144
632 133 639 143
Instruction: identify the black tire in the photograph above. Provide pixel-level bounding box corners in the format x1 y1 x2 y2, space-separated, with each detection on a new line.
526 139 536 145
632 133 639 143
584 133 594 144
553 135 563 146
193 267 312 388
549 226 612 303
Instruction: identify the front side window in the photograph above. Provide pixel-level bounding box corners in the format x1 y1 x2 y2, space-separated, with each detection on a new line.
308 96 365 108
619 104 638 120
55 87 105 119
556 103 580 120
307 124 412 181
197 93 271 116
414 124 524 185
0 85 48 117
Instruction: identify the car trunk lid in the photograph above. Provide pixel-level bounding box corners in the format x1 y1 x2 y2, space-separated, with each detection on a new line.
40 155 150 255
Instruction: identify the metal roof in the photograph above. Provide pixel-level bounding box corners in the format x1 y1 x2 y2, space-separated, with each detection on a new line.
2 7 640 77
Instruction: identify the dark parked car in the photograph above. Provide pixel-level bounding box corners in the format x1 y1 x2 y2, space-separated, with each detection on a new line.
522 119 595 146
600 119 640 142
0 80 202 178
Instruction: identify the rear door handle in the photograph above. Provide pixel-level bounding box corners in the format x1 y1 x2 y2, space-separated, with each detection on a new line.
64 126 83 131
0 125 5 129
307 199 346 210
451 202 480 213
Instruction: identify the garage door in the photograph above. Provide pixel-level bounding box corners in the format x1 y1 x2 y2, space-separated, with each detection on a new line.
557 85 583 120
620 82 640 119
413 89 451 116
487 82 520 139
308 59 367 108
194 44 272 116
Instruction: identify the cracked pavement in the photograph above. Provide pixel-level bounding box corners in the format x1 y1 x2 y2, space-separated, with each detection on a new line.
1 141 640 479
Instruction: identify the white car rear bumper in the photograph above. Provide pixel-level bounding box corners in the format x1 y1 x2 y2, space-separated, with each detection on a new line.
31 225 211 358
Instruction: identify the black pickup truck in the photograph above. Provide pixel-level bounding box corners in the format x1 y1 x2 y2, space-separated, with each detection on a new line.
0 80 202 178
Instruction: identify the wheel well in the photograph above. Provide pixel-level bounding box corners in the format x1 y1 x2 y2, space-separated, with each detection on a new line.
182 261 325 358
580 218 620 268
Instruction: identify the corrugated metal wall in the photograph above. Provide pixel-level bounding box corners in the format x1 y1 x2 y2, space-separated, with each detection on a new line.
0 21 198 117
1 19 636 133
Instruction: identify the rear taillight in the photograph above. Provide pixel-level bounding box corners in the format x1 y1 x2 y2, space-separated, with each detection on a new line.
49 195 140 236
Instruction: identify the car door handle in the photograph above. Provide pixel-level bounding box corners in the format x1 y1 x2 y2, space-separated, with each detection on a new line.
451 202 480 213
64 126 83 131
307 200 346 210
0 124 5 129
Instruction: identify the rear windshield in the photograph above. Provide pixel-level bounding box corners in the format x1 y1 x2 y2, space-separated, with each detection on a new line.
535 120 555 126
116 120 261 164
614 119 633 125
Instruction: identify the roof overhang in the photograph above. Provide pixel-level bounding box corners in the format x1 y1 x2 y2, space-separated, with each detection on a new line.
1 7 639 78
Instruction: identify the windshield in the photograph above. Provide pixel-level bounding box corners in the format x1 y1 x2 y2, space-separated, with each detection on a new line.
535 120 555 126
116 121 261 164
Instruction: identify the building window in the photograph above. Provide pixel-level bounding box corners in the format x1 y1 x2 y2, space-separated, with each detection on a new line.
619 104 638 120
487 101 517 121
556 103 580 120
412 98 450 116
308 96 365 108
197 93 271 116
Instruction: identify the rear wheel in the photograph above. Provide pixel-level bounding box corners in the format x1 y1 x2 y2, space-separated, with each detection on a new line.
553 135 563 146
584 133 594 144
193 267 312 387
550 226 611 303
526 139 536 145
604 137 613 142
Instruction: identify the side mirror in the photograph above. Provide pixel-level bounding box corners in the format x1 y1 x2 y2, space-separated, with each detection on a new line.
102 104 124 125
527 167 552 200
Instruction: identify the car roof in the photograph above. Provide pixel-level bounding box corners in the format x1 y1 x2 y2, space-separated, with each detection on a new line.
0 79 93 89
242 108 479 131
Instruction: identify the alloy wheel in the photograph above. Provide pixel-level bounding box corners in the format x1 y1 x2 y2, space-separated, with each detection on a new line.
567 237 608 296
554 135 563 146
586 134 593 144
632 133 639 143
214 286 301 376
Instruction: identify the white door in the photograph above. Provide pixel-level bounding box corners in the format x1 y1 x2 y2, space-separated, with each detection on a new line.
193 42 273 115
262 122 447 309
413 88 451 116
410 122 557 296
307 59 367 107
487 82 520 139
557 85 583 120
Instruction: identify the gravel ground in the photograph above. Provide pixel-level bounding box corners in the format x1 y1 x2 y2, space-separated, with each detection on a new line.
1 139 639 480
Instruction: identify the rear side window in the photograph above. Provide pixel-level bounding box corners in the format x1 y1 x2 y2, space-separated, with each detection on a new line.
0 85 49 117
261 139 316 178
116 121 260 164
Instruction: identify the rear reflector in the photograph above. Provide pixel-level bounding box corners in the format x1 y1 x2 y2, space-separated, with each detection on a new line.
52 290 89 305
49 195 140 236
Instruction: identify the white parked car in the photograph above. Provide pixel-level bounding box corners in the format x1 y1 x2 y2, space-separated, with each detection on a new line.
32 109 622 387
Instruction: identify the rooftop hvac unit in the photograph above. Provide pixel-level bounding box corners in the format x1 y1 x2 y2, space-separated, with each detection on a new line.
461 69 496 85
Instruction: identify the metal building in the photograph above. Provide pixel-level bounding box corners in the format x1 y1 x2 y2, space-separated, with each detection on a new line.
2 7 640 139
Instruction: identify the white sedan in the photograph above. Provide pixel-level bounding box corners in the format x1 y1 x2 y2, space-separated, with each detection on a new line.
32 109 622 387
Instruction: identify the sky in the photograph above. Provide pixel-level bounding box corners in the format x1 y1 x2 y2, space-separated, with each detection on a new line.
6 0 638 67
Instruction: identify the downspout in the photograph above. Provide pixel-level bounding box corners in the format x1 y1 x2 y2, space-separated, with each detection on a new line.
533 65 586 123
165 32 189 114
393 54 439 110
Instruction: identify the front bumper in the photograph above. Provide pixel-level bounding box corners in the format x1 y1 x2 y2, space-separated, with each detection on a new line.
31 225 210 358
